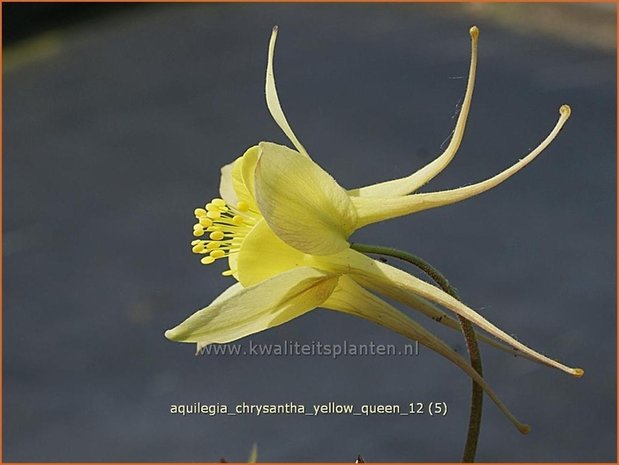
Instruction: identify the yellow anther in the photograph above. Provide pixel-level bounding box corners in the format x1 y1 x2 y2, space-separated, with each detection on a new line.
192 244 206 253
201 256 215 265
210 249 225 259
191 196 257 266
222 270 235 277
210 231 225 241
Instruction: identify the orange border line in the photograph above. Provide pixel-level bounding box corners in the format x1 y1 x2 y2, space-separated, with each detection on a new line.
0 0 617 3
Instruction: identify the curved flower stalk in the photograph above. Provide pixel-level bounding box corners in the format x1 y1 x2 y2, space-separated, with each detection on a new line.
166 26 582 433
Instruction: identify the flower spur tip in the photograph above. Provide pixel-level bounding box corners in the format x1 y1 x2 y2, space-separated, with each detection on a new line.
560 104 572 118
469 26 479 39
518 423 532 435
573 368 584 378
272 25 279 33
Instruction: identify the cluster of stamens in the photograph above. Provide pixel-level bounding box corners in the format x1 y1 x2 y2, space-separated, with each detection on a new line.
190 198 258 276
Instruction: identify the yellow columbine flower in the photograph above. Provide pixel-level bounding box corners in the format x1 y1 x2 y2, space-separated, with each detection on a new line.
166 26 582 433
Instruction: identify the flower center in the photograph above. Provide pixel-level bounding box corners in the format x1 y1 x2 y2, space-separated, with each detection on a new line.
190 198 260 275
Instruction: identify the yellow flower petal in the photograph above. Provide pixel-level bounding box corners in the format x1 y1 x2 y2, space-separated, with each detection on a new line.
255 142 357 255
227 250 240 281
353 105 571 228
165 266 337 347
266 26 309 157
314 249 583 377
231 145 261 210
219 161 238 206
237 218 306 287
323 276 530 434
349 27 479 198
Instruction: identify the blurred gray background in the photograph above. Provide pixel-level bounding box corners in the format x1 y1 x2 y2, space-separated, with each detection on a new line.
3 3 616 462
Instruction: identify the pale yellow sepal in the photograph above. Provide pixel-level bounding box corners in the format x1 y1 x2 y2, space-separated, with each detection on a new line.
266 26 309 157
210 281 244 306
323 275 530 434
255 142 357 255
349 26 479 199
219 161 237 206
314 248 583 377
164 266 338 349
353 105 572 227
231 146 261 211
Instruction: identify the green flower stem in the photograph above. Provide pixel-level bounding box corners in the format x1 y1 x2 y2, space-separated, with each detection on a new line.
350 243 483 463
